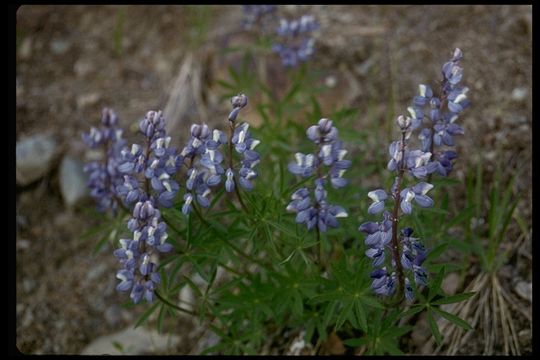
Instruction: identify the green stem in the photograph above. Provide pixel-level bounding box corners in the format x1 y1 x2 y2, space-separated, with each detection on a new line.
155 290 197 316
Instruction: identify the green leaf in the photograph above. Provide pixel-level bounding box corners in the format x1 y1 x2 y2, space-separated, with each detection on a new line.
379 338 404 355
384 325 413 339
360 296 385 309
427 310 442 345
157 303 166 333
112 341 124 353
426 242 449 262
343 337 368 347
432 292 476 305
432 307 472 330
134 302 160 328
335 301 354 330
428 266 445 300
354 300 367 331
398 305 424 318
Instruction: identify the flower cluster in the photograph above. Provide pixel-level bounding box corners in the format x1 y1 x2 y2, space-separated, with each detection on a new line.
410 48 469 177
114 199 173 303
82 108 126 214
242 5 277 30
287 118 350 232
112 110 180 303
179 123 227 215
272 14 319 67
360 113 433 300
180 94 259 214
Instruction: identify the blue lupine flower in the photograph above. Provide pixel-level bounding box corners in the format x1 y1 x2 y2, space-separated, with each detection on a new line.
242 5 277 30
412 48 468 178
287 118 349 232
272 14 319 67
227 109 261 192
404 278 414 302
180 124 228 214
359 211 393 247
371 268 396 296
434 150 458 176
82 108 127 213
399 182 434 214
106 110 177 304
367 189 388 214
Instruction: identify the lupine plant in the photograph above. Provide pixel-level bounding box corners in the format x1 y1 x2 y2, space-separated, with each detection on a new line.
83 46 477 355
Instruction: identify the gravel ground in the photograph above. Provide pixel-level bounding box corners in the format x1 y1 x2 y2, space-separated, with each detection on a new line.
15 5 531 354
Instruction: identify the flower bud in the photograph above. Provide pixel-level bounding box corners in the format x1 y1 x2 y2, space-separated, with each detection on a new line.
396 115 411 130
231 94 248 109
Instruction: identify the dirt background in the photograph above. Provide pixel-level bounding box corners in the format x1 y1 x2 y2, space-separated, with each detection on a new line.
15 5 532 355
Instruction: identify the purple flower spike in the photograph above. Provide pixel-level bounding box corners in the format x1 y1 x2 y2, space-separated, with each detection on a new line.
287 118 349 232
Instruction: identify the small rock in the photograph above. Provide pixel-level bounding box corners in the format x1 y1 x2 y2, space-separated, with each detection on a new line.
76 93 100 109
21 308 34 328
50 39 71 55
442 272 460 295
325 75 337 88
80 327 181 355
514 281 532 303
23 279 36 293
511 87 528 102
59 155 89 207
74 58 95 77
16 134 58 186
19 37 32 60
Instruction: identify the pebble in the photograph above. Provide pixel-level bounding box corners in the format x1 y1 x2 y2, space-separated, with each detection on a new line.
23 279 37 293
16 134 58 186
50 39 71 55
59 155 89 207
80 327 181 355
514 281 532 303
19 37 33 60
74 58 95 78
76 93 100 109
442 272 460 295
511 87 528 102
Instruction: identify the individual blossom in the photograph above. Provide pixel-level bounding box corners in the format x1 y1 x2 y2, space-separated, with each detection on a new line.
370 267 396 297
287 118 350 232
399 182 434 214
272 14 319 67
82 108 127 214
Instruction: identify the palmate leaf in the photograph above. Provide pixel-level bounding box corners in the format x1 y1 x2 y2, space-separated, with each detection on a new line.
432 306 472 330
428 266 445 301
134 301 160 328
432 292 476 305
335 300 354 331
427 310 442 346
